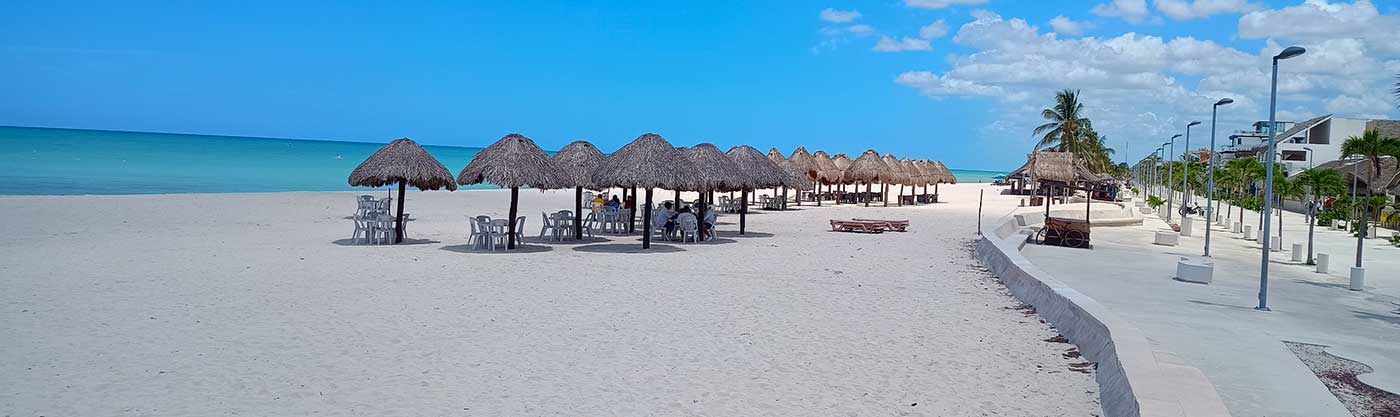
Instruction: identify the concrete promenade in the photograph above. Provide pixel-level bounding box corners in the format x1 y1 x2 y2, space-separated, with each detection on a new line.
1018 191 1400 417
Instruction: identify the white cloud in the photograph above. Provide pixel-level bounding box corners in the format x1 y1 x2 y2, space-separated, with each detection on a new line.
905 0 990 9
919 20 950 39
1238 0 1400 57
891 7 1398 157
1091 0 1151 23
874 36 933 52
1154 0 1261 20
847 24 875 35
820 8 862 23
1048 15 1090 36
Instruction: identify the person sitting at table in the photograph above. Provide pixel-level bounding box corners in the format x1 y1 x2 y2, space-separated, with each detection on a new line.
653 201 675 236
606 195 621 209
702 205 717 240
592 194 607 214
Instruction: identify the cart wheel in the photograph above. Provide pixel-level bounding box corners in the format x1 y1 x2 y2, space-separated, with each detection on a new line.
1063 230 1086 248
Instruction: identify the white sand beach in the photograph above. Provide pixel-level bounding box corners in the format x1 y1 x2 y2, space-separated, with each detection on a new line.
0 184 1100 416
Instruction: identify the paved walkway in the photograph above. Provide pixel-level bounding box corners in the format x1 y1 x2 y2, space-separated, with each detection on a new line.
1017 193 1400 417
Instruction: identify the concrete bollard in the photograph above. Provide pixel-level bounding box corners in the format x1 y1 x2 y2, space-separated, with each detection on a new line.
1244 225 1254 240
1181 217 1194 237
1368 224 1378 239
1271 237 1282 252
1350 267 1365 291
1291 243 1303 262
1316 253 1329 273
1232 221 1242 233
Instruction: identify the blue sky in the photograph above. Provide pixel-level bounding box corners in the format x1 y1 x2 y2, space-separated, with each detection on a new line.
3 1 1397 170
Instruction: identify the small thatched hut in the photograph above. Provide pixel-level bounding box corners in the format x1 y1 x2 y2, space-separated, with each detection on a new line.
552 140 608 239
846 150 889 207
684 144 745 238
934 161 957 184
458 133 564 249
787 147 816 205
810 151 838 206
592 133 694 249
348 138 458 243
727 145 786 233
881 154 910 207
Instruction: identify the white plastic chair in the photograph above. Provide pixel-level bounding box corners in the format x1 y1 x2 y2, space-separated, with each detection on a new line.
676 213 699 243
580 212 597 238
469 216 493 249
539 212 557 240
352 215 375 244
583 192 596 209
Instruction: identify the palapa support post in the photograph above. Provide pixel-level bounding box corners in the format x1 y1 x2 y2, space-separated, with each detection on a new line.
629 187 638 233
780 186 788 210
394 181 407 243
881 183 888 207
674 190 681 208
865 183 872 207
507 186 520 249
898 184 904 206
740 189 748 234
574 186 584 240
642 189 654 248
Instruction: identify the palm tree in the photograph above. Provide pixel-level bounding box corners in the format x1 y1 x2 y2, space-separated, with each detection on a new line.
1033 89 1093 152
1292 168 1345 264
1340 129 1400 266
1226 158 1265 226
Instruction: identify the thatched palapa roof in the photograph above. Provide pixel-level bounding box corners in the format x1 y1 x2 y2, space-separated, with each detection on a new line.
933 161 957 184
900 159 926 185
683 144 745 192
831 153 853 184
768 148 786 165
881 154 911 185
591 133 695 190
458 134 563 188
1314 156 1398 194
551 140 608 189
811 151 840 184
778 159 813 189
788 147 816 181
727 145 786 189
844 150 889 184
348 138 458 191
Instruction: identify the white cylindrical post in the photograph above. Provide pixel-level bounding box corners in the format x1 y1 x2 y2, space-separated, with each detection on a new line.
1244 224 1254 240
1271 236 1282 252
1316 253 1329 273
1350 267 1365 291
1181 216 1194 237
1232 221 1242 233
1291 243 1303 262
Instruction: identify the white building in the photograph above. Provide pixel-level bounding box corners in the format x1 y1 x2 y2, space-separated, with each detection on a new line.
1218 114 1376 174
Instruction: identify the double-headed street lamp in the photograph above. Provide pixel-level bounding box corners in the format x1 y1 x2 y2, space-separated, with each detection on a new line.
1257 45 1306 312
1205 98 1234 257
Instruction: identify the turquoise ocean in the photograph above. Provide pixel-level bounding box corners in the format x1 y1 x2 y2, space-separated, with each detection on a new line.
0 126 1006 195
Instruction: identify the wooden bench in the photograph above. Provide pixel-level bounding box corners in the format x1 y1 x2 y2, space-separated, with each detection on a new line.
830 220 886 234
851 218 909 232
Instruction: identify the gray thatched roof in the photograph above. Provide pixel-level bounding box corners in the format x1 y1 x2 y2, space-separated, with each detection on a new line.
458 133 563 189
844 150 888 184
591 133 695 190
900 159 927 185
788 147 815 179
551 140 607 189
727 145 786 189
1315 156 1398 194
683 143 745 192
811 151 840 184
1025 151 1098 184
348 138 458 191
768 148 786 165
933 161 957 184
881 154 911 185
831 153 853 184
778 159 813 189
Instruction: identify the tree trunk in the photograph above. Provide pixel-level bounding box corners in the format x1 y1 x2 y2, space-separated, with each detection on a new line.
507 186 519 249
574 186 584 240
740 189 749 234
643 189 654 249
394 182 407 243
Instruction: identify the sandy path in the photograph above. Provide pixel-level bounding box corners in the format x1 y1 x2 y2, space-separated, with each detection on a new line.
0 184 1099 416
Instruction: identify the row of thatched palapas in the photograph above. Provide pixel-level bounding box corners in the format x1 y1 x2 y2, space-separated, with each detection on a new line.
347 133 956 248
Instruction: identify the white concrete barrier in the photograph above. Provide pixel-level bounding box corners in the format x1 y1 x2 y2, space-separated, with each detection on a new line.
1368 224 1378 239
1139 207 1152 214
1231 221 1242 233
1350 267 1365 291
1154 231 1180 246
1180 217 1194 237
1243 225 1254 240
1270 237 1282 252
1291 243 1303 262
977 213 1231 417
1175 257 1213 284
1315 253 1329 274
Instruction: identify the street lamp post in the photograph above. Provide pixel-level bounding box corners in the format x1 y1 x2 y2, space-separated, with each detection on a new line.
1206 98 1233 257
1302 146 1314 170
1167 135 1180 222
1258 45 1306 312
1183 121 1202 209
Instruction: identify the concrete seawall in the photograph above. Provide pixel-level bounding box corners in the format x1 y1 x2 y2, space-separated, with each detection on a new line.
976 206 1230 417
